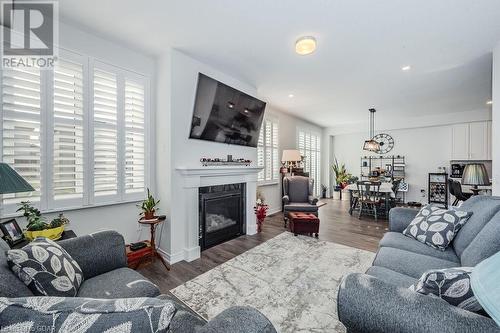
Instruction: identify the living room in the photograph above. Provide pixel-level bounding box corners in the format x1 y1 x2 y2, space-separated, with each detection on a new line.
1 1 500 332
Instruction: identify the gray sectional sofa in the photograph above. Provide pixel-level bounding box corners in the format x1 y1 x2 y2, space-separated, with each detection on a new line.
338 196 500 333
0 230 276 333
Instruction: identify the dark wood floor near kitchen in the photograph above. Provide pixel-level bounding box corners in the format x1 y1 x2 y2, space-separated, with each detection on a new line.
138 198 389 293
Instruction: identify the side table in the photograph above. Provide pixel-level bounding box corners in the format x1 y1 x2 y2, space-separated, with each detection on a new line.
132 217 170 271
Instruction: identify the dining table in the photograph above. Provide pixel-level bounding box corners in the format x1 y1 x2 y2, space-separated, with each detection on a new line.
345 182 395 217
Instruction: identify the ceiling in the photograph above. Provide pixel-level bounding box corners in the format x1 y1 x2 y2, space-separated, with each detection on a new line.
58 0 500 128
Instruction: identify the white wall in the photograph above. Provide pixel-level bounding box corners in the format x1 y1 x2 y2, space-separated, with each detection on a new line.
331 123 489 203
493 41 500 196
2 23 158 244
257 107 324 214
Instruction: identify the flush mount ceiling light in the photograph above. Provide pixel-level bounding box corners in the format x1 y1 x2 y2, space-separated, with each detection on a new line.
363 108 381 152
486 100 493 105
295 36 317 55
401 65 411 71
288 94 294 98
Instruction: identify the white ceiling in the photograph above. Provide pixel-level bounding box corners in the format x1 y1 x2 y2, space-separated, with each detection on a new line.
58 0 500 128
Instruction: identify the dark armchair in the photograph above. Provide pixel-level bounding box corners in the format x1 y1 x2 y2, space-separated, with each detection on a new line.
282 176 319 226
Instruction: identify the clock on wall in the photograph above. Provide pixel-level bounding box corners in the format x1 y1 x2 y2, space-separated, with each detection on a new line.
372 133 394 154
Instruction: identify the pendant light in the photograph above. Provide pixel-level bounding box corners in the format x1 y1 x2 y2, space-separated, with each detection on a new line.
363 108 380 152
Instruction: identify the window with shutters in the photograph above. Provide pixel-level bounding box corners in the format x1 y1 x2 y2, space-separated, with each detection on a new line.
297 129 321 195
0 51 150 215
1 68 42 206
53 59 84 203
257 119 279 183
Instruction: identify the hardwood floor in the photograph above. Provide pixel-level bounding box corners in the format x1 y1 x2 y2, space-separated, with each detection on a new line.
138 198 389 293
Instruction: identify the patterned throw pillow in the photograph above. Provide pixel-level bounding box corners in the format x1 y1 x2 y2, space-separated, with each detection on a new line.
409 267 483 312
402 204 472 250
7 237 83 297
0 296 176 333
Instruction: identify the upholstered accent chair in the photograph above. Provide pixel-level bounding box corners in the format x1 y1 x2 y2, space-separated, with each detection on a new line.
282 176 319 226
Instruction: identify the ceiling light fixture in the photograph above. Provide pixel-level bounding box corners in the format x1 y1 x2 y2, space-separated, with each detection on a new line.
295 36 317 55
363 108 380 152
288 94 294 98
401 65 411 71
486 100 493 105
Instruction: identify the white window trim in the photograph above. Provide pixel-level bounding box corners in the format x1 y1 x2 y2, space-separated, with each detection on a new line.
257 117 279 185
0 47 151 217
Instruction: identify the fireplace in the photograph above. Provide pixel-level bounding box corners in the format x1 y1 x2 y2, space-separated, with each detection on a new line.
199 183 246 250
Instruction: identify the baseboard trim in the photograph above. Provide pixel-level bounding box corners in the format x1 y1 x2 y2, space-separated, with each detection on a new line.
157 247 184 265
183 246 201 262
268 208 282 216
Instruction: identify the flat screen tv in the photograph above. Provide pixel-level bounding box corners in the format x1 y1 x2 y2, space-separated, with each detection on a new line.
189 73 266 147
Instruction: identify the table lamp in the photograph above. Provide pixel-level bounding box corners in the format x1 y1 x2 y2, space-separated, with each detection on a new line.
281 150 302 174
471 251 500 326
462 163 490 196
0 163 35 218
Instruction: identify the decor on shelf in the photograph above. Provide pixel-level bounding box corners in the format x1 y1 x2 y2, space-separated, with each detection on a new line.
16 202 69 241
200 157 251 167
372 133 394 154
281 149 302 173
138 188 160 220
363 108 380 152
462 163 490 195
0 219 24 246
254 199 269 233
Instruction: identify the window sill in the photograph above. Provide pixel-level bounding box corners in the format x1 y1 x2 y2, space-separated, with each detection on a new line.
257 181 279 187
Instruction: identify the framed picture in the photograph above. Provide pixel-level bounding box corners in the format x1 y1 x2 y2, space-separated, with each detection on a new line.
0 219 24 246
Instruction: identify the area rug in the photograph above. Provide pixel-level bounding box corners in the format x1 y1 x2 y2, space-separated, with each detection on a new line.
170 232 375 332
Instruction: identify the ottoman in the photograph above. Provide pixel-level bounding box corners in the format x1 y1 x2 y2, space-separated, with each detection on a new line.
288 212 320 237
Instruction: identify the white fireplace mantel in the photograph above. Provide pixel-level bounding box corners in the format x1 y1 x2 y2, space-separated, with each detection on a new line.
172 166 263 262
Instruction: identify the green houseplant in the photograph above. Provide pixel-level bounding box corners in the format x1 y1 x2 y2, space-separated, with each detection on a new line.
332 158 352 190
139 188 160 220
16 201 69 240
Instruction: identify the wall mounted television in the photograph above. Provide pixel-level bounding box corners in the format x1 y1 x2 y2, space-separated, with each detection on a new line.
189 73 266 148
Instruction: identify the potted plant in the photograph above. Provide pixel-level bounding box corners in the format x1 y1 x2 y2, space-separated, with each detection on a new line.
139 188 160 220
254 199 269 233
332 158 353 200
320 184 328 199
17 202 69 240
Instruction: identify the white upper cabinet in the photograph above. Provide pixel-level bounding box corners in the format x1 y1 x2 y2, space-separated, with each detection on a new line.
451 121 492 161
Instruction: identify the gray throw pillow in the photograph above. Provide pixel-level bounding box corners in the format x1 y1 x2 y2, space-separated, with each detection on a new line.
402 204 472 250
0 296 176 332
409 267 483 313
7 237 83 297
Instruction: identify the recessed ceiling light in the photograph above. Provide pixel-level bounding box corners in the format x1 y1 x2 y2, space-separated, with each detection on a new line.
486 100 493 105
288 94 294 98
401 65 411 71
295 36 316 55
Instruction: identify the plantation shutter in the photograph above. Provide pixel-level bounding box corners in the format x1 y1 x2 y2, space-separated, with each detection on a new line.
257 127 264 181
297 129 321 195
257 119 279 183
272 121 279 180
53 59 84 201
93 68 118 197
124 79 145 194
1 68 42 205
264 121 272 180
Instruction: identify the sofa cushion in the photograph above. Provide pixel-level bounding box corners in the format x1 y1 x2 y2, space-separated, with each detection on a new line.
77 267 160 298
284 203 318 212
461 210 500 267
409 267 483 313
0 296 176 333
366 266 417 288
453 196 500 257
380 232 460 263
7 237 83 297
0 238 33 298
402 205 472 251
373 247 459 278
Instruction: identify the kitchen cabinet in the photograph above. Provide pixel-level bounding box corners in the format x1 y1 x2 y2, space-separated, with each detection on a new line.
451 121 491 161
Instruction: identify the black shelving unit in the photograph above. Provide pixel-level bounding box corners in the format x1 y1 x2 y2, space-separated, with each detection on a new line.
360 155 406 182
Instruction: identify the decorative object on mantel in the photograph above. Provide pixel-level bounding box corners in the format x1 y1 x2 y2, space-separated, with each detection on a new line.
200 156 251 167
138 188 160 220
16 201 69 241
281 149 303 173
363 108 381 152
462 163 490 196
254 192 269 232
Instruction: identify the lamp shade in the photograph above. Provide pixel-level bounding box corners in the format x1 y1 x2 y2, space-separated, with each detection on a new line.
471 251 500 326
0 163 35 194
462 163 490 186
281 149 302 162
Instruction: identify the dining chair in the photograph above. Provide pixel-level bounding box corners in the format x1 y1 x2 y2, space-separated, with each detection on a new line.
448 179 472 206
356 181 383 221
389 178 402 208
